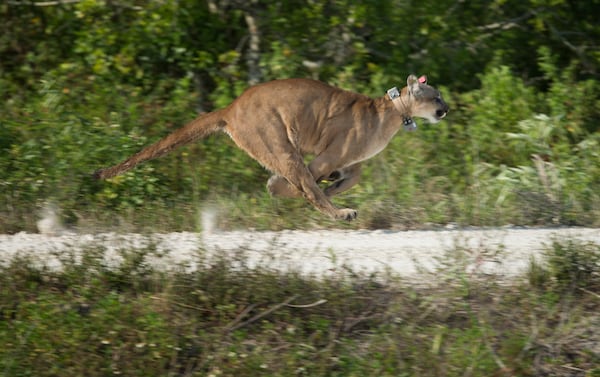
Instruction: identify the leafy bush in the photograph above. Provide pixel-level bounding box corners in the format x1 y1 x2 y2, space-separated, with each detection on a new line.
529 239 600 294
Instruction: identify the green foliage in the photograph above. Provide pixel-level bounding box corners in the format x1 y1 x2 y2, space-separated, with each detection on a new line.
1 240 599 376
466 65 538 164
0 0 598 231
529 239 600 294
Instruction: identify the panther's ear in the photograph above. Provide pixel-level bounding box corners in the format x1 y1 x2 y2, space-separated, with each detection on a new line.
406 74 422 96
406 74 419 87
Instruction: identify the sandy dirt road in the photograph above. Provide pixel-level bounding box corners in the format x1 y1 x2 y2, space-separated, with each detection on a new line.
1 228 598 282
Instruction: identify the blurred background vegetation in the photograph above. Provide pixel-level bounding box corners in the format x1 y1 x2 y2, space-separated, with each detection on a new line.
1 0 599 232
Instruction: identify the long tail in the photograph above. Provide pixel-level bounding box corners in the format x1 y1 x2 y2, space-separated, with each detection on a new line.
93 110 227 179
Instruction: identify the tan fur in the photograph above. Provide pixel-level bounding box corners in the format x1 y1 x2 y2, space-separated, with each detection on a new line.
94 75 449 220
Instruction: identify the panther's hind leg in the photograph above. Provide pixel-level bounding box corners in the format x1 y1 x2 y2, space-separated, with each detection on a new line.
267 175 302 198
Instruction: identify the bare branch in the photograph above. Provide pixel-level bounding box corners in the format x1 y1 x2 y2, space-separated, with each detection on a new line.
476 9 537 32
547 24 596 74
226 295 299 332
7 0 80 6
467 9 539 52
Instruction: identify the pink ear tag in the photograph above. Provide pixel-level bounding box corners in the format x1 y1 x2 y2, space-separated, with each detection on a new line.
418 75 427 84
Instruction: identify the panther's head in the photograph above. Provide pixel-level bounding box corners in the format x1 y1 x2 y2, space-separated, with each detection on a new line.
405 74 449 124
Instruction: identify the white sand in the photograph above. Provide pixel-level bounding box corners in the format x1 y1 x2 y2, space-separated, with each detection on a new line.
1 227 598 282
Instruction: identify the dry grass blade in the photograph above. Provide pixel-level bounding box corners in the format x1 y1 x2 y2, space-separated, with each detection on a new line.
578 287 600 300
285 299 327 308
226 295 299 332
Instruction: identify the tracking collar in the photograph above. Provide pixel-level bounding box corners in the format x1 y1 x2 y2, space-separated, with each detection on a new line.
387 87 416 131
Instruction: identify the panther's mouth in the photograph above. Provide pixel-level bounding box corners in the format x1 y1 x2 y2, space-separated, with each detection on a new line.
424 109 448 124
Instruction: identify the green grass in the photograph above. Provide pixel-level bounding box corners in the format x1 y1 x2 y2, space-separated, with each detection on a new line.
1 239 599 377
